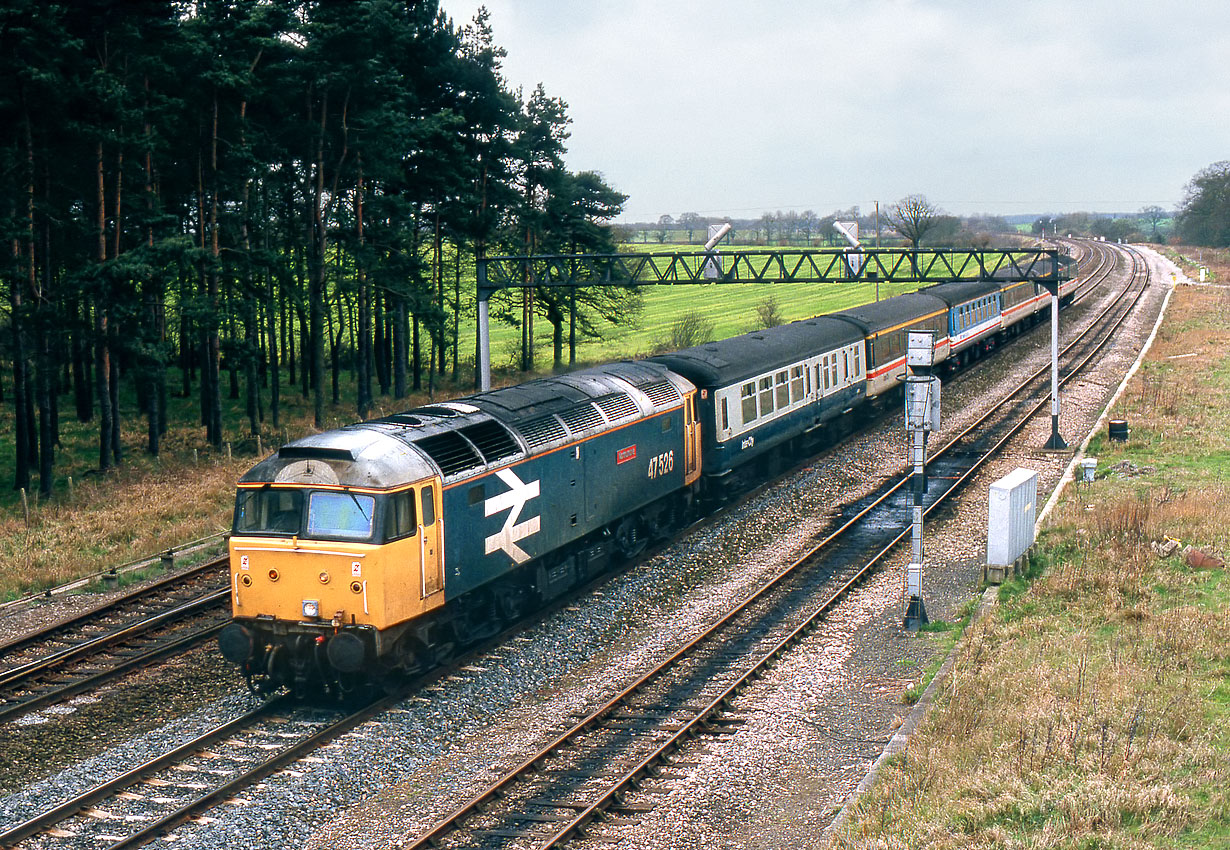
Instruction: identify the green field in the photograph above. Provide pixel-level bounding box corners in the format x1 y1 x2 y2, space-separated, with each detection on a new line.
467 243 949 372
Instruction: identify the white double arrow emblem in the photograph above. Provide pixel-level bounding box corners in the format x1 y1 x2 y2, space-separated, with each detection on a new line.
484 468 541 564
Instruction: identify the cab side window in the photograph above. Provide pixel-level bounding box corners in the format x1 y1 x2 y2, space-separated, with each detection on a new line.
384 490 417 541
421 485 437 526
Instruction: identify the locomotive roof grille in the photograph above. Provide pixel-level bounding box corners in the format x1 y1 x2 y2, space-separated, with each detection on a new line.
518 414 568 451
459 420 521 464
558 403 605 435
594 392 639 422
415 431 483 477
641 380 681 407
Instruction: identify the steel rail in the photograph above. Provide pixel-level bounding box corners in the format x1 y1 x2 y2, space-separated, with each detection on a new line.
0 622 228 726
0 556 229 658
538 249 1151 846
104 690 409 850
0 588 229 690
0 695 289 848
533 242 1153 849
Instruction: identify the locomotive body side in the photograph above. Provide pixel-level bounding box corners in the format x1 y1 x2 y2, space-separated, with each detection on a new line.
441 384 694 599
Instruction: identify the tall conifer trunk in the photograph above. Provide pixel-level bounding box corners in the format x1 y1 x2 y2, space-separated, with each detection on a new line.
95 140 114 471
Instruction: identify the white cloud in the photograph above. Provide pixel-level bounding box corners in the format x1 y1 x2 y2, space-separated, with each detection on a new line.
443 0 1230 218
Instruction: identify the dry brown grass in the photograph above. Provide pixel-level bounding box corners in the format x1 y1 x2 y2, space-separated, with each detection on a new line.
834 283 1230 848
0 455 251 596
0 374 488 598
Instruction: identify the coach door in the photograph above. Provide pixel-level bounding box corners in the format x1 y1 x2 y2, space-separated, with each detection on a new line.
683 393 701 485
420 482 443 597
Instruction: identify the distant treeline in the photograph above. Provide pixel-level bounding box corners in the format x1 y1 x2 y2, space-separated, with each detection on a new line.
1 0 630 498
622 206 1187 248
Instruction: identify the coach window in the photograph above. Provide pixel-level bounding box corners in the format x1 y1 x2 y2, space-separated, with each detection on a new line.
759 376 774 416
741 382 757 423
790 366 804 402
384 490 417 541
721 397 730 431
775 371 789 408
829 355 838 387
853 345 862 377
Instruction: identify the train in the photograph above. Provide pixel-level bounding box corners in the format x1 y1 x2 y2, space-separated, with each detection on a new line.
218 265 1076 695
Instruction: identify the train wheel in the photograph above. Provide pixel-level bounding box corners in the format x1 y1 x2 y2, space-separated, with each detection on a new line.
459 589 502 642
613 515 647 559
644 499 678 540
495 582 529 623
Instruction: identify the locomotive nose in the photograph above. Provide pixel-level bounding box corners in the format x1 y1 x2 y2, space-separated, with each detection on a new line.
218 623 255 664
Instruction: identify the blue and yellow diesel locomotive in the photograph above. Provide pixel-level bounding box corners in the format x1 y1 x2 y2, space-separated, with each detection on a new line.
218 273 1064 693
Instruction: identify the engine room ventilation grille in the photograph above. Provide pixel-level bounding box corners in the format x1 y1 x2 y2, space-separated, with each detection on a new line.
460 420 521 464
415 431 482 477
559 403 605 435
518 415 568 451
594 392 639 422
642 380 681 407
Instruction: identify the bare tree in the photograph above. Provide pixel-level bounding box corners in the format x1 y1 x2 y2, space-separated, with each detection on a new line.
678 211 705 243
886 194 942 249
656 213 673 243
1139 205 1167 242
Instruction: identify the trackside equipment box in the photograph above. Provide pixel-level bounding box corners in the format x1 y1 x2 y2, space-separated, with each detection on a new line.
986 467 1038 582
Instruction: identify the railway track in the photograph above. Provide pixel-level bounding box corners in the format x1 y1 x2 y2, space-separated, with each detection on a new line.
0 559 230 724
0 690 407 849
392 243 1150 849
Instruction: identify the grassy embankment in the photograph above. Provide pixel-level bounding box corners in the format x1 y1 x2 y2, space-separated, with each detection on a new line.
834 249 1230 848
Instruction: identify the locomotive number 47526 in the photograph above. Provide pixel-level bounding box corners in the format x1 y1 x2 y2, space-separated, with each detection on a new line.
647 450 674 479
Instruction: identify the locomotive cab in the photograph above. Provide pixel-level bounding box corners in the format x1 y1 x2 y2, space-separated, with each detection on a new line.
219 432 445 693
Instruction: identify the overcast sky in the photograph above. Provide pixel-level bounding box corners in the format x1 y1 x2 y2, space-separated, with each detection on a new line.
439 0 1228 222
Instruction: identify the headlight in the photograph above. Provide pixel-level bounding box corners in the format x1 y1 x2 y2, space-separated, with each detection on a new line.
302 599 320 619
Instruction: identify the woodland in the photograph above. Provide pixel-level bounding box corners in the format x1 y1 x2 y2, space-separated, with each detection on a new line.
1 0 633 500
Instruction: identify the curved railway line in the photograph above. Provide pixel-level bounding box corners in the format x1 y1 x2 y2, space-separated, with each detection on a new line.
0 239 1147 850
393 240 1148 849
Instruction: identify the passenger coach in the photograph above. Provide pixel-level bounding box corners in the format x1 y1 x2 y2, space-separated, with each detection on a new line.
649 318 866 489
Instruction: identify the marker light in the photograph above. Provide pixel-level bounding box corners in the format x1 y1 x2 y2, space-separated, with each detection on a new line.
302 599 320 619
